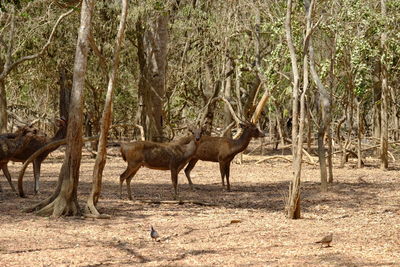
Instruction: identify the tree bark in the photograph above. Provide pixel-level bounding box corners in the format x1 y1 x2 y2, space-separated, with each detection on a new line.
356 100 364 168
32 0 95 217
309 35 330 191
58 65 72 120
136 13 168 142
86 0 128 217
380 0 388 170
0 58 7 133
286 0 302 219
223 59 233 138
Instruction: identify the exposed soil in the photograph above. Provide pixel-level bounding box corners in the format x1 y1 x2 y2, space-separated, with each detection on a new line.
0 143 399 266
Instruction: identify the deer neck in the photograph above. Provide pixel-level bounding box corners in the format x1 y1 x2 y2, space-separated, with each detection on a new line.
182 139 197 158
232 129 252 154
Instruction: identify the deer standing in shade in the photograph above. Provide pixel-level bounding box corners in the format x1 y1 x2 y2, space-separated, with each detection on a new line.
1 118 67 194
0 126 37 192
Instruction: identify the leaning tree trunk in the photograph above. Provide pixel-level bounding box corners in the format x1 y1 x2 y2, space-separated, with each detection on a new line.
29 0 95 217
86 0 128 217
136 13 168 142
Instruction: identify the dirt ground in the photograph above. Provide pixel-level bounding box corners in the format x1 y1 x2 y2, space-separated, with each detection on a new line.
0 143 399 267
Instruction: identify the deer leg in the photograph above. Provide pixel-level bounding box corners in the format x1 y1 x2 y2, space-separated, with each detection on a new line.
33 160 41 194
171 168 179 200
225 161 232 192
120 164 140 200
184 159 198 190
1 164 16 192
219 162 226 188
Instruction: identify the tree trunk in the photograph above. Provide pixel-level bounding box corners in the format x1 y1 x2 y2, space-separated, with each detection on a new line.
136 14 168 142
372 60 381 140
286 0 302 219
380 0 388 170
223 59 233 138
58 65 72 120
309 34 330 192
0 62 7 133
356 100 364 168
86 0 128 216
201 63 220 135
31 0 95 217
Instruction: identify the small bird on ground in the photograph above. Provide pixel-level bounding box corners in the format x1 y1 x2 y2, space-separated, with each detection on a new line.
150 226 160 242
315 233 333 248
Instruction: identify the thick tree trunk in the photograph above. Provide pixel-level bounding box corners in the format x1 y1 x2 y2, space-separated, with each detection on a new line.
33 0 95 217
86 0 128 217
136 14 168 142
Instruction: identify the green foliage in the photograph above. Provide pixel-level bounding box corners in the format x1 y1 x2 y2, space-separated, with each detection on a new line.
2 0 399 138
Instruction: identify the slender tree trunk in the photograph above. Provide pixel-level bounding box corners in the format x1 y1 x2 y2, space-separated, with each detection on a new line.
306 109 312 153
380 0 388 170
235 60 244 117
309 35 330 192
0 62 7 132
223 59 233 138
58 65 72 120
286 0 308 219
201 64 221 135
389 86 399 141
356 100 364 168
32 0 95 217
373 60 381 141
86 0 128 216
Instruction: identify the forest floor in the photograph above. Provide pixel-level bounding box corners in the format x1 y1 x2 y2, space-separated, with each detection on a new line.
0 142 399 266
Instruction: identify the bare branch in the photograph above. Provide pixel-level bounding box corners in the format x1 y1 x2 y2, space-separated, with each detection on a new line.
0 6 76 80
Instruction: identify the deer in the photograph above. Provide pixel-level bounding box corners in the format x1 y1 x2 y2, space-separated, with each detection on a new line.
119 128 203 200
1 117 67 195
0 126 37 192
181 122 265 191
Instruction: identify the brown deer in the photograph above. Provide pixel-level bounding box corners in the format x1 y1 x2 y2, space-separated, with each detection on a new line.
119 128 203 200
1 117 67 194
0 126 37 192
182 122 264 191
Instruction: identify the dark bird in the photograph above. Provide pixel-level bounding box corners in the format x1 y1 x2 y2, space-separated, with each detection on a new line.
150 226 159 241
315 233 333 248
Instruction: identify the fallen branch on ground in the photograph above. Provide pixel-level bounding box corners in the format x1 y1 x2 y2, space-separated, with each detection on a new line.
132 199 216 206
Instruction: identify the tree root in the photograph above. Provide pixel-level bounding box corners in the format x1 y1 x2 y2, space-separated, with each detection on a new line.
255 155 316 166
